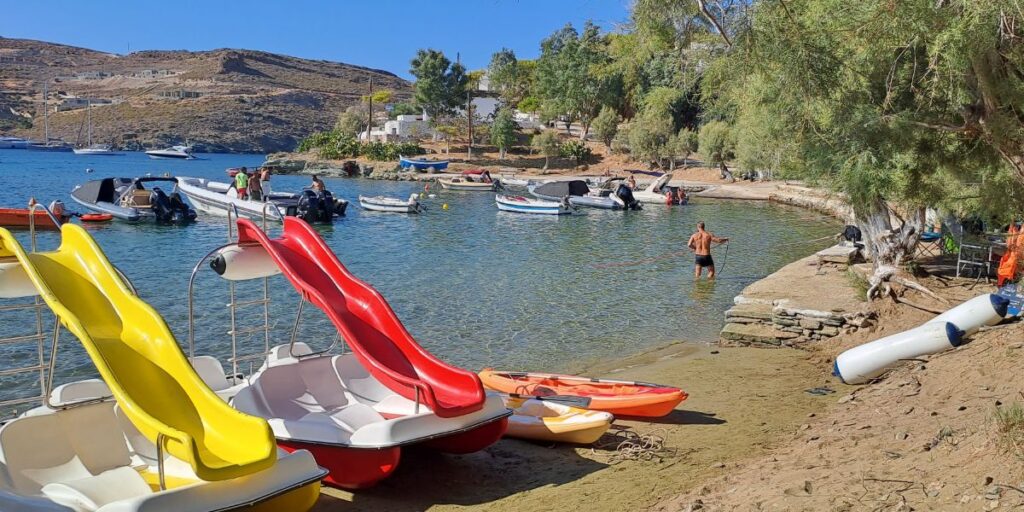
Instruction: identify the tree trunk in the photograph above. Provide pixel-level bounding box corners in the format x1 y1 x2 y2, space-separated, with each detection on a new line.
682 152 689 170
563 120 572 135
668 156 676 171
579 122 590 141
718 161 734 182
857 197 925 301
543 156 549 173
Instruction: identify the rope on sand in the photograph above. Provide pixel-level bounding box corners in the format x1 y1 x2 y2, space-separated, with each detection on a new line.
592 428 676 464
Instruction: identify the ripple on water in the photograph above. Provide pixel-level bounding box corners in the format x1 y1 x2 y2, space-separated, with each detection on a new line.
0 149 839 402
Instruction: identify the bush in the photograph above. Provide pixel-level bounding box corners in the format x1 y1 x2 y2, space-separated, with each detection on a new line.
591 106 621 150
296 130 423 161
995 402 1024 457
560 140 592 165
698 120 736 165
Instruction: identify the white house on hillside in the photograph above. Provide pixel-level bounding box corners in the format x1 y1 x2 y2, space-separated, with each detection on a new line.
360 114 432 141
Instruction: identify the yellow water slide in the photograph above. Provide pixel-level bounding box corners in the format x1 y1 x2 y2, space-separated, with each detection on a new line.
0 225 276 481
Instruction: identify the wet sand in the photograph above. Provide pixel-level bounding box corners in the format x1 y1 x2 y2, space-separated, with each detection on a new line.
312 342 838 511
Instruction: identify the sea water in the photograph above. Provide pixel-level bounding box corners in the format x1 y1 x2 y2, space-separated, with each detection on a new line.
0 149 838 405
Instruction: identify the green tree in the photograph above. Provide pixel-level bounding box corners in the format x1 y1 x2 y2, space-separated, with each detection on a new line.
697 120 734 178
517 96 541 114
532 130 561 172
488 48 520 104
674 128 698 169
388 102 419 119
591 106 621 151
560 140 593 166
535 22 619 140
334 106 365 138
409 49 468 124
490 108 518 159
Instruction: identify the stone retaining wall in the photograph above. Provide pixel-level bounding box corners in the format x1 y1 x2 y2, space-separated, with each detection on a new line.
769 184 853 222
720 299 876 347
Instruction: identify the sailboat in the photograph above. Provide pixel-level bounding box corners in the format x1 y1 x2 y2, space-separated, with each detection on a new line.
27 81 73 152
74 100 123 155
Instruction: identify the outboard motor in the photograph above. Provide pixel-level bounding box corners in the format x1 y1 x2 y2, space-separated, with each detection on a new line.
149 187 174 223
615 184 642 210
296 190 322 223
318 190 336 222
168 191 197 223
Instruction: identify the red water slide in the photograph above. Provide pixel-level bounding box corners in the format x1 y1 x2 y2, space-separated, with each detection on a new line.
235 217 486 418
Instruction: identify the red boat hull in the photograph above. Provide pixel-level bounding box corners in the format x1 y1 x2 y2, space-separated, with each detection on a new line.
278 441 401 490
422 416 509 454
0 209 70 230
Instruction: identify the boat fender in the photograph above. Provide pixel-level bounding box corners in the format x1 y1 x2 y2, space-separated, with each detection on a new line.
926 293 1009 335
833 321 963 385
0 261 37 298
210 244 282 281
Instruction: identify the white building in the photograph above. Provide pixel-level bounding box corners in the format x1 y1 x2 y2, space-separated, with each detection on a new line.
360 114 432 141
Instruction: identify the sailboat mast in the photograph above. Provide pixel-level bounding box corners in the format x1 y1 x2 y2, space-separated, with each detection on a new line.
42 81 49 141
86 100 92 146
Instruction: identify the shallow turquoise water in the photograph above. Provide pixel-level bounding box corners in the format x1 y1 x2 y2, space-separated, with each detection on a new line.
0 149 838 403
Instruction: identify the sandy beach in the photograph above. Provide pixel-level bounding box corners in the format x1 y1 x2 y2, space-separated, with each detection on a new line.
313 342 844 511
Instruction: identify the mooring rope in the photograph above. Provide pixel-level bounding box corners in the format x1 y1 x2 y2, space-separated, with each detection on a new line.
592 428 675 464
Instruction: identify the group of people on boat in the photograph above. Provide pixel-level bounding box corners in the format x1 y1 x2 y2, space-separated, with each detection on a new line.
232 166 272 200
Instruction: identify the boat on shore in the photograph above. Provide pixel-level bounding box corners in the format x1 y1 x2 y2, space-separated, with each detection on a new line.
176 176 347 222
438 177 496 191
495 194 578 215
71 176 197 223
499 393 614 444
399 155 449 171
359 193 422 213
479 369 688 417
146 144 195 160
189 218 511 488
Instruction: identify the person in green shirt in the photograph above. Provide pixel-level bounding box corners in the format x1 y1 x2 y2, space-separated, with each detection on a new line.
235 167 249 199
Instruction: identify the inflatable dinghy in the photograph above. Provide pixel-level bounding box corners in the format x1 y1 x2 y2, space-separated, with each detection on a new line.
834 322 962 384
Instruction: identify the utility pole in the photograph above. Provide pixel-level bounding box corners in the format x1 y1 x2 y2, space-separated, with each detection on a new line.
466 88 473 159
366 76 374 141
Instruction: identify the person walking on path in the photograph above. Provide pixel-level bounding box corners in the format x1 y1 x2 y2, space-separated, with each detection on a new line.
687 221 729 279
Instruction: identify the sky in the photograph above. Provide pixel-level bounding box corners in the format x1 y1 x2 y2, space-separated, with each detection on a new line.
1 0 632 79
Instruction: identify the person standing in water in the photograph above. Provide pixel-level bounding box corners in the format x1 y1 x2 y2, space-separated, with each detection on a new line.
687 221 729 279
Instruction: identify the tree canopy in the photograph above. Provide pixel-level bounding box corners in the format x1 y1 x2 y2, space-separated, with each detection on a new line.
410 49 469 121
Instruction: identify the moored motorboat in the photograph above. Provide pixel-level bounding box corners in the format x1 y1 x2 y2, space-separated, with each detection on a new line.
531 179 642 210
71 176 197 223
499 393 614 444
176 177 347 222
495 194 578 215
437 176 496 191
146 144 195 160
631 173 686 204
359 193 422 213
479 369 688 417
399 155 449 171
0 206 71 230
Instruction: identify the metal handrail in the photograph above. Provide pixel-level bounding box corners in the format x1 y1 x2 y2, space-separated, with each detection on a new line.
286 298 340 359
28 202 62 252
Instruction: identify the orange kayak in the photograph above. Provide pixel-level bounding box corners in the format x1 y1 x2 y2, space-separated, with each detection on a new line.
479 370 687 418
0 208 70 230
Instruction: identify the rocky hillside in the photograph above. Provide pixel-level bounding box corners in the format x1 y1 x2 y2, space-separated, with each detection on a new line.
0 37 411 152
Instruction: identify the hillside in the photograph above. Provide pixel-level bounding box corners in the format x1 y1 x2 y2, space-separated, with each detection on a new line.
0 37 411 152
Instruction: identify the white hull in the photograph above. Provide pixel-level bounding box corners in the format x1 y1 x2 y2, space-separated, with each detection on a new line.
73 148 122 156
146 145 194 160
176 177 286 221
927 293 1008 335
358 195 420 213
437 178 495 191
228 345 511 449
495 195 576 215
834 322 961 384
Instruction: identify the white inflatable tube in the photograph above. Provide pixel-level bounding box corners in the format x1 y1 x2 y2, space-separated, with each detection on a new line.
0 261 37 298
833 321 962 384
926 293 1009 335
209 243 281 281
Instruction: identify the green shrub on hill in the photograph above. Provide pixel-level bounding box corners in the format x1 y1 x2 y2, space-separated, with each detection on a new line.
297 130 423 161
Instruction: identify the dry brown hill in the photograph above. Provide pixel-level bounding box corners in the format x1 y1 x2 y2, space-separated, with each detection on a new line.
0 37 411 152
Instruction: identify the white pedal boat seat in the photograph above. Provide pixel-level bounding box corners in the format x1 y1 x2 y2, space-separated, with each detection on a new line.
234 345 509 448
0 381 325 512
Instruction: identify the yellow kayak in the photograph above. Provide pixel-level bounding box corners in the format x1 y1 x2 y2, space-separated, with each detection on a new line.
499 393 614 444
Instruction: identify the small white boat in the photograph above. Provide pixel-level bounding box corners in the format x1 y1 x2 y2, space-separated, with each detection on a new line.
177 177 348 222
146 145 195 160
73 144 123 156
495 194 578 215
632 173 678 204
437 177 496 191
0 136 29 149
359 193 422 213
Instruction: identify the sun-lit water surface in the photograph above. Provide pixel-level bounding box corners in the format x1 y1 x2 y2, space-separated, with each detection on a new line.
0 149 838 404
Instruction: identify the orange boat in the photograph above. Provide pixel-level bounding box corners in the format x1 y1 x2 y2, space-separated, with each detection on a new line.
0 208 70 230
479 370 687 418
